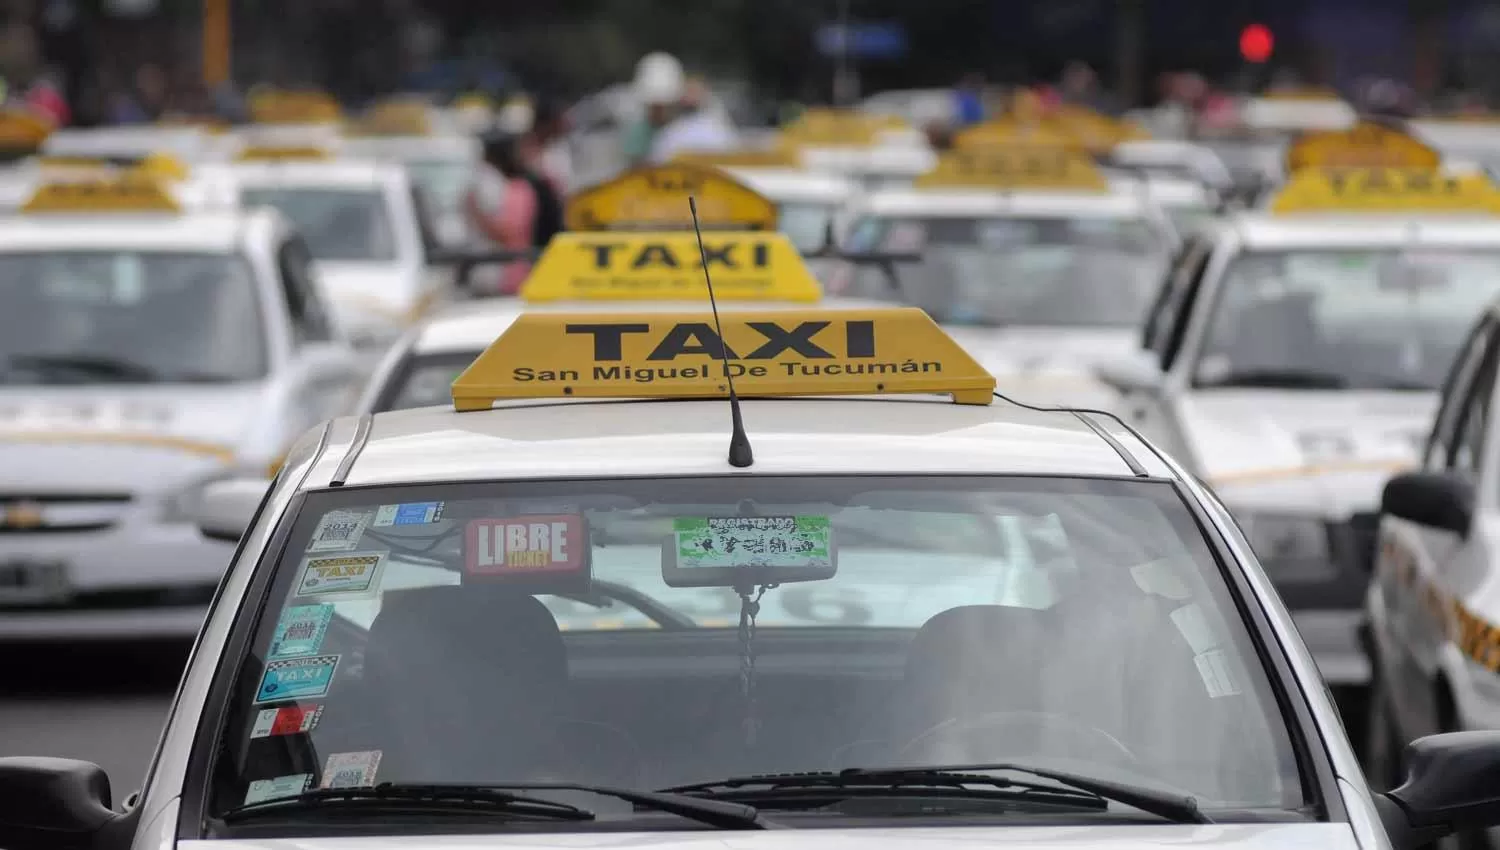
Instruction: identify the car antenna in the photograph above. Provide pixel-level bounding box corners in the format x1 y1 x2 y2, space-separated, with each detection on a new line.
689 196 754 468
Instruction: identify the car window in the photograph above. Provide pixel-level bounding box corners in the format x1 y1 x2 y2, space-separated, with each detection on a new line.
840 215 1172 328
373 351 480 413
405 159 473 218
205 475 1306 829
778 202 837 254
1451 325 1500 481
1195 249 1500 391
0 250 267 383
277 238 333 345
242 188 399 262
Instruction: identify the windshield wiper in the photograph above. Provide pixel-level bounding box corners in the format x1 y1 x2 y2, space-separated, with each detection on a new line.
5 353 161 382
218 781 768 830
1198 368 1349 389
662 763 1210 825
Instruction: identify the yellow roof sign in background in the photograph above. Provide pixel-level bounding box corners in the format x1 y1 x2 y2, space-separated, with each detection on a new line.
451 307 997 410
248 89 343 124
351 100 432 136
0 109 52 149
1269 167 1500 215
236 145 331 161
953 118 1083 151
1286 122 1441 171
671 148 801 169
914 144 1109 191
519 231 823 303
22 177 180 214
565 163 777 231
778 108 905 146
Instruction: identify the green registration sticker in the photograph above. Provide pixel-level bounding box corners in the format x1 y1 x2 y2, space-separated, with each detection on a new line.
674 516 832 568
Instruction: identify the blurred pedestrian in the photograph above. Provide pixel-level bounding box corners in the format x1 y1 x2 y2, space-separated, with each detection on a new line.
1058 61 1121 115
623 51 684 167
954 72 986 126
0 24 68 126
530 95 573 194
650 76 735 163
465 128 538 295
133 63 170 121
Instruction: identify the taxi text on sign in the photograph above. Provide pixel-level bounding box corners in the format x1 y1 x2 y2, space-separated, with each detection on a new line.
564 163 777 232
1285 122 1441 171
914 145 1108 191
450 307 997 409
1269 168 1500 214
21 178 180 213
518 231 823 303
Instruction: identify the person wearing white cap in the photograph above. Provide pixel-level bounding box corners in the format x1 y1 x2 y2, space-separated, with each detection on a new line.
649 75 737 163
622 51 684 166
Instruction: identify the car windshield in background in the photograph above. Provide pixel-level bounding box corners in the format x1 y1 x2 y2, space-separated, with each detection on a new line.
241 188 398 262
375 351 479 413
405 160 473 217
209 474 1305 831
778 202 838 254
840 216 1169 327
1196 249 1500 391
0 251 267 384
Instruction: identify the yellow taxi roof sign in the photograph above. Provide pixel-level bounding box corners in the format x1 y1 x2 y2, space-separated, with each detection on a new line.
451 306 997 410
564 163 777 232
953 118 1084 151
1269 168 1500 215
519 231 822 304
1047 105 1151 152
249 89 342 124
914 145 1109 192
0 108 53 150
671 148 800 169
22 177 180 214
236 145 332 161
1286 122 1441 171
779 108 902 146
351 100 432 136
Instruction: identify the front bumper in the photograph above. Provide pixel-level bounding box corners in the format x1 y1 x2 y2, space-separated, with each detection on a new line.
0 522 233 641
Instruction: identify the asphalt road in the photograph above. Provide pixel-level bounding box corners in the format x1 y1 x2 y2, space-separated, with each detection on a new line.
0 641 187 795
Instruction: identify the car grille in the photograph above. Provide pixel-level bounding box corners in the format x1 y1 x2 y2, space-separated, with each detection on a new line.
0 493 133 534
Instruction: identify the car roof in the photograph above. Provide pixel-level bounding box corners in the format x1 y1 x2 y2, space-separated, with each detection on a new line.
304 396 1174 488
217 158 406 189
724 167 859 203
341 134 480 161
1229 212 1500 248
410 297 903 356
0 206 275 252
856 188 1152 218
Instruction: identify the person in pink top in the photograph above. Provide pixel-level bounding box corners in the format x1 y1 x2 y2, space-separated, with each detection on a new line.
466 132 539 296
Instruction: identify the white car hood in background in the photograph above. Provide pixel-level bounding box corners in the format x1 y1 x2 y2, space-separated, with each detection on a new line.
0 385 263 494
1181 389 1437 514
191 823 1357 850
315 262 422 330
943 325 1138 410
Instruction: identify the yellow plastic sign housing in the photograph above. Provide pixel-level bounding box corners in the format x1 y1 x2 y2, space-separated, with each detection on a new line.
1269 168 1500 215
953 118 1083 151
519 231 822 303
914 145 1108 191
0 109 52 150
565 163 777 232
671 148 800 169
1286 122 1441 171
22 178 180 214
236 145 331 161
248 89 342 124
450 307 997 410
779 109 904 146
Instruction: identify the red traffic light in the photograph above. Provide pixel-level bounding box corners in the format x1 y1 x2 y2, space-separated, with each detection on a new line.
1240 24 1274 63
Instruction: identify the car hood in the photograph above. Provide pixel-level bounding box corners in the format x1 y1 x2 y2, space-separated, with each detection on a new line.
0 384 263 494
942 325 1137 409
190 823 1355 850
1180 388 1437 515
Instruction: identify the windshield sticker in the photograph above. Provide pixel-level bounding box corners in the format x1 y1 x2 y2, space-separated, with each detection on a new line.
1193 648 1242 699
374 501 445 527
320 750 382 789
267 604 334 660
306 510 371 553
294 551 386 599
255 655 339 704
674 516 833 568
244 773 311 805
466 515 586 576
250 703 324 739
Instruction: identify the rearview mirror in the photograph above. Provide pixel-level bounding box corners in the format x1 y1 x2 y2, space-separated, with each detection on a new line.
1094 350 1165 395
1381 471 1472 536
195 478 270 543
0 757 118 850
1379 732 1500 849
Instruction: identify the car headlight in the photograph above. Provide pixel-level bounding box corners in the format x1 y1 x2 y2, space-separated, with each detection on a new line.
1237 511 1330 562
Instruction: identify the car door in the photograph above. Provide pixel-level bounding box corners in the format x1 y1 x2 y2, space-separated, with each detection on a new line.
276 235 366 426
1380 314 1499 738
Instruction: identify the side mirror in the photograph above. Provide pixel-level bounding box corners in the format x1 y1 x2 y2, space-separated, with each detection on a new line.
1381 471 1473 536
0 757 118 850
1379 732 1500 849
1095 350 1165 395
195 478 270 543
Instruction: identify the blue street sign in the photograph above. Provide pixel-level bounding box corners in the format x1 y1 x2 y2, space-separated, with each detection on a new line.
816 22 908 59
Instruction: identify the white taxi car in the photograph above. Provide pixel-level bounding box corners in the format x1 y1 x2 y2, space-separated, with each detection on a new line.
1098 164 1500 697
722 166 860 255
837 145 1176 408
0 174 363 640
0 303 1490 850
214 151 444 351
341 116 481 250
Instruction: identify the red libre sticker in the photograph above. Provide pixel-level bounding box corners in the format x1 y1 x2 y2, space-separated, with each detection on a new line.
251 703 324 739
466 515 585 576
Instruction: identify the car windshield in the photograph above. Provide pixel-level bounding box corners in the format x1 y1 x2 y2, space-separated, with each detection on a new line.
0 250 267 384
241 187 398 262
405 159 473 218
839 216 1170 327
208 474 1305 829
779 202 837 254
1195 249 1500 391
373 351 479 412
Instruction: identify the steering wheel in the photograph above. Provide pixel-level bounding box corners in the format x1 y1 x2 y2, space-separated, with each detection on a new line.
898 710 1138 766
